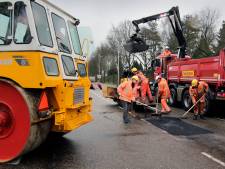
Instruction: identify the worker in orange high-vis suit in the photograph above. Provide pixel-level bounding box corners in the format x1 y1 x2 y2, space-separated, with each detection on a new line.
155 75 171 114
117 76 139 123
131 68 153 104
189 79 209 120
162 46 172 57
161 46 172 77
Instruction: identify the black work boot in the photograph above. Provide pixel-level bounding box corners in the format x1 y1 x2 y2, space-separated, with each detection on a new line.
200 114 206 120
193 115 198 120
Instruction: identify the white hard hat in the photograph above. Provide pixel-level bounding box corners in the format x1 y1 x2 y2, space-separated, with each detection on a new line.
155 75 161 81
165 46 170 49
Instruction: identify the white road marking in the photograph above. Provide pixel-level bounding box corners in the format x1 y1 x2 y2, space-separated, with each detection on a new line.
201 152 225 167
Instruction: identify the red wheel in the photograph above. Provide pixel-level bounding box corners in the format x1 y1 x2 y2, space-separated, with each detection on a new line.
0 81 30 162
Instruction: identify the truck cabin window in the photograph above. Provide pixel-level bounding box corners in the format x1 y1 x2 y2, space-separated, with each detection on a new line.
68 22 82 55
152 59 161 67
0 2 12 45
62 55 76 76
77 63 87 77
14 1 32 44
52 13 72 54
31 2 53 47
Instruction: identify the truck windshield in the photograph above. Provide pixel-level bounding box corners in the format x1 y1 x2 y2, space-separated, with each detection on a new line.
0 2 12 45
14 1 32 44
52 13 72 54
68 22 82 55
31 1 53 47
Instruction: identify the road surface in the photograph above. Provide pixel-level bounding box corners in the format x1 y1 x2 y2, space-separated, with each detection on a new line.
1 89 225 169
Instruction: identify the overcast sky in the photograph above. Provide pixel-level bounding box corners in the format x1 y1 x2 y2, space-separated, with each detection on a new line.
49 0 224 46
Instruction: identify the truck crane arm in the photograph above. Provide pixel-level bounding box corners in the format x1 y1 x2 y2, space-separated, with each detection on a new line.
124 6 187 58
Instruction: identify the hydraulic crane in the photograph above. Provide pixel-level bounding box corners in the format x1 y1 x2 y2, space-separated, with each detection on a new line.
124 6 187 59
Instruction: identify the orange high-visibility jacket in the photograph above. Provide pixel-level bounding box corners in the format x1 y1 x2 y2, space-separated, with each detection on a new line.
137 72 148 83
117 80 136 102
162 50 172 58
158 78 171 99
133 83 141 99
189 81 208 102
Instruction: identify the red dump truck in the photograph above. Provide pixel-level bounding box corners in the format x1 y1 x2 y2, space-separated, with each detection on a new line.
152 49 225 112
124 6 225 113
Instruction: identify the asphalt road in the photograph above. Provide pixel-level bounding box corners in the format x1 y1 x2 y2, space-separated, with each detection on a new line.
1 89 225 169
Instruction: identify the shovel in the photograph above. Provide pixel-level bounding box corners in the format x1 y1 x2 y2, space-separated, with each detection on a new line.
135 93 161 117
180 94 206 119
151 92 162 117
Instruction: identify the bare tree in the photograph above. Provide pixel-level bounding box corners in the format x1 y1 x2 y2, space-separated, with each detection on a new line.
136 23 162 72
183 15 200 56
192 8 220 58
107 20 135 69
198 8 220 46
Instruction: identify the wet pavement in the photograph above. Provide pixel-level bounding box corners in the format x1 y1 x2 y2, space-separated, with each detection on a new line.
1 89 225 169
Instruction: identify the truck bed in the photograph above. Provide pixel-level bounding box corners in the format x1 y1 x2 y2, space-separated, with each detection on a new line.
168 53 225 87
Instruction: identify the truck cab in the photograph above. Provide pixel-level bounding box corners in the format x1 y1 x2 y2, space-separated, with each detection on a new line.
0 0 92 162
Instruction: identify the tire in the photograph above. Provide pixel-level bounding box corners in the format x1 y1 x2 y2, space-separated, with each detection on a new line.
204 93 211 114
0 80 51 162
168 88 177 106
154 87 158 102
182 90 192 111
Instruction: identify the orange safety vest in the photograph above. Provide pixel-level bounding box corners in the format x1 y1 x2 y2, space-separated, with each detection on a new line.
137 72 148 83
162 50 172 58
117 80 136 102
133 83 141 99
158 78 171 99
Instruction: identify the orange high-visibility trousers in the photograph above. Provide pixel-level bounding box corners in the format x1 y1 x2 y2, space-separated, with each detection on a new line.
161 99 171 113
193 102 205 115
193 97 205 115
141 80 153 102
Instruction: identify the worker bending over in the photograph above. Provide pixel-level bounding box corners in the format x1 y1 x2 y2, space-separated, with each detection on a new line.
131 68 153 103
117 76 139 123
189 79 209 120
155 75 171 114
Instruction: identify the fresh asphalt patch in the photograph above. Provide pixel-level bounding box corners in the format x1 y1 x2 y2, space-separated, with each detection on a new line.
146 117 213 136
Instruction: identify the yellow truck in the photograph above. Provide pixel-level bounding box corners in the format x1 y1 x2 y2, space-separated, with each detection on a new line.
0 0 92 162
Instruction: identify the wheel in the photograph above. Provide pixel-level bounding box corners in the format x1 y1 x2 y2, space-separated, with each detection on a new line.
204 92 211 114
168 88 177 106
154 87 158 102
0 80 51 163
182 90 192 111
